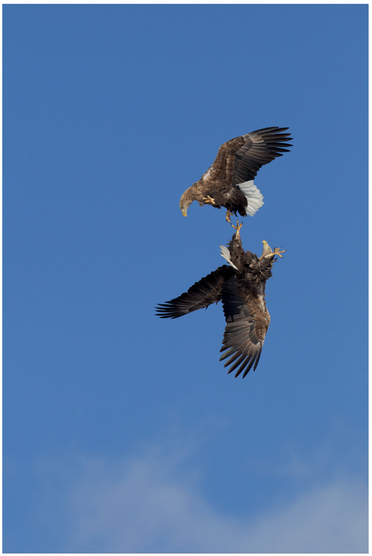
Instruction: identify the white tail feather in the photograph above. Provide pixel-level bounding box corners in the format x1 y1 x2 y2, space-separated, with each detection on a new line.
220 246 238 270
238 180 264 217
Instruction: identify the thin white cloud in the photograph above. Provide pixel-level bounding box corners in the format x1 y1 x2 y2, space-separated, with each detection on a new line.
64 444 367 553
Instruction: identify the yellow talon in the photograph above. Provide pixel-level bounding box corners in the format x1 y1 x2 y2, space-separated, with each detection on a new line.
203 195 216 205
232 220 243 236
273 247 286 258
226 210 232 223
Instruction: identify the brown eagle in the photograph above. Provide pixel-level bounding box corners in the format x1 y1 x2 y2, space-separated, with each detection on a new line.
179 127 292 222
156 223 284 378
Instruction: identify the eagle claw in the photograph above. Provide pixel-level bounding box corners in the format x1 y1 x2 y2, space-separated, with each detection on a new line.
202 195 216 205
232 220 243 236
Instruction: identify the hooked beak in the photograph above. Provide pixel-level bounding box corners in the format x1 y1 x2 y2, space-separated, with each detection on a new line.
261 240 272 259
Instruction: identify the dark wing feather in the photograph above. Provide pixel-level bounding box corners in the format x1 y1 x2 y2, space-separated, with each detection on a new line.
219 277 269 377
156 266 234 319
232 127 292 185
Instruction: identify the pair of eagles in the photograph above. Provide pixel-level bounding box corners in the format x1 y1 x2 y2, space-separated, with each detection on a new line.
156 127 292 379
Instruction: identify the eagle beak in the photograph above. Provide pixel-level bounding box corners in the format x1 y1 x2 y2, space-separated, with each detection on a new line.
182 209 187 217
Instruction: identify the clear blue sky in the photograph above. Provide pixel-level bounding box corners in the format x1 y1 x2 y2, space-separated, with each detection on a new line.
4 4 368 552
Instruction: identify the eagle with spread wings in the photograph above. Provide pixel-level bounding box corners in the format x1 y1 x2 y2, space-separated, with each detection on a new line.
179 127 292 222
156 224 284 378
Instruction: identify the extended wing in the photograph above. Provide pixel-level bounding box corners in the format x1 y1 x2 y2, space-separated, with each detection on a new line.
156 265 234 319
232 127 292 185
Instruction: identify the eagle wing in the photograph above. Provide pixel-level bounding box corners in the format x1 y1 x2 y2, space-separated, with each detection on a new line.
232 126 292 185
219 277 270 378
156 266 235 319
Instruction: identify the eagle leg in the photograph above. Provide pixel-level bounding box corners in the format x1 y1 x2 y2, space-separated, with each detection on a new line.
225 210 232 223
231 220 243 237
273 247 286 258
202 195 216 205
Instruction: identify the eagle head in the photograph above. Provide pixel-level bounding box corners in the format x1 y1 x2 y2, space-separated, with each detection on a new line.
261 240 273 258
179 190 194 217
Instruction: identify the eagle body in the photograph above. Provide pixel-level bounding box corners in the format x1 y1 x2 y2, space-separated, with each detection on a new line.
156 229 283 378
180 127 292 220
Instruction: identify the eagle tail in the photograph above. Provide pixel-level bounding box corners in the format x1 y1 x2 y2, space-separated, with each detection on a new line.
238 180 264 217
219 246 239 270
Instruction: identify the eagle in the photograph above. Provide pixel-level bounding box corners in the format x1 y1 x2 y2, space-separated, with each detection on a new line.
156 223 284 378
179 127 292 222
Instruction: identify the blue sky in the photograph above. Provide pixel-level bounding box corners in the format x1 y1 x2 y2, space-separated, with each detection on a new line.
4 4 368 552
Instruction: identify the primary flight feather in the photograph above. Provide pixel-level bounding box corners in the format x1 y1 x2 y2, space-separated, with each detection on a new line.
179 127 292 222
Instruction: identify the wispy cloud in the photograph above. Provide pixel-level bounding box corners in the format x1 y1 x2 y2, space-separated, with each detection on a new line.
63 443 367 553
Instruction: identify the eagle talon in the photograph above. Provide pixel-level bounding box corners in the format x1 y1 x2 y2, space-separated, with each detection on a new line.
273 247 285 258
202 195 216 205
232 220 243 236
226 210 232 223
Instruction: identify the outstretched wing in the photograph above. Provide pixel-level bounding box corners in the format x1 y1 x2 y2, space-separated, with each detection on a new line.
219 277 270 378
156 266 234 319
232 126 292 185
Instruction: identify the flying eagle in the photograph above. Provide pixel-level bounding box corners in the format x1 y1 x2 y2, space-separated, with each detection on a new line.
156 224 284 378
179 127 292 222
